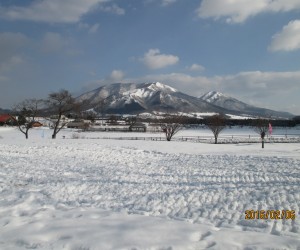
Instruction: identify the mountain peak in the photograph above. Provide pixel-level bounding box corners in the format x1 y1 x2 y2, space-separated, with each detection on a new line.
145 82 177 93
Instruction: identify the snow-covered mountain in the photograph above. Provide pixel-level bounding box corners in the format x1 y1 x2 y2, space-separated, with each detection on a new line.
199 91 293 118
77 82 228 114
77 83 293 118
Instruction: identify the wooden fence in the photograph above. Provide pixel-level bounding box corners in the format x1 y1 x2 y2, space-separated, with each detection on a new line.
71 133 300 143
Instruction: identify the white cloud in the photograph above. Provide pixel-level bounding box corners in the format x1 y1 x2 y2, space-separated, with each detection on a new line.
211 71 300 113
141 49 179 70
109 70 125 81
269 20 300 52
0 0 108 23
188 64 205 72
100 3 125 15
213 71 300 95
197 0 300 23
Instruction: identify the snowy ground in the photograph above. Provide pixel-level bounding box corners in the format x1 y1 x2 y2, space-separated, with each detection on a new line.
0 127 300 249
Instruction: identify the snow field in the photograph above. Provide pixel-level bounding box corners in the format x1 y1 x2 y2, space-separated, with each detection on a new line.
3 142 299 233
0 128 300 249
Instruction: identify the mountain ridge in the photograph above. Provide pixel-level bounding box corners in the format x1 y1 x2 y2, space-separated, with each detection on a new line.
77 82 293 118
199 91 292 118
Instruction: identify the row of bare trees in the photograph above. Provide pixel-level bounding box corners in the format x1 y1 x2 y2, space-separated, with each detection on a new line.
159 113 270 148
158 114 226 143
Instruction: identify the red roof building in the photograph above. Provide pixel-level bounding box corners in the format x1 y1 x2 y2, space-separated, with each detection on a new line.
0 114 16 124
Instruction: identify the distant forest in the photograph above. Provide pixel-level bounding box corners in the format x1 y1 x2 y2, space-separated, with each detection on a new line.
140 116 300 127
1 108 300 128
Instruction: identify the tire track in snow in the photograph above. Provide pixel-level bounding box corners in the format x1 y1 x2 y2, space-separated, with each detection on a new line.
0 142 299 236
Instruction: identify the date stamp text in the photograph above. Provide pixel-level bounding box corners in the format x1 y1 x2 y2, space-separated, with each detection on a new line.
245 210 295 220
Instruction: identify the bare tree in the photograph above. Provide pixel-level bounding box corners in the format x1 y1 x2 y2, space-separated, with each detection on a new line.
160 114 184 141
46 89 80 139
126 116 137 126
13 99 44 139
86 112 96 124
253 118 268 148
206 114 226 144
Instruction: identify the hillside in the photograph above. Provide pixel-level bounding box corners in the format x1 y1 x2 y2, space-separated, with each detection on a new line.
77 82 294 118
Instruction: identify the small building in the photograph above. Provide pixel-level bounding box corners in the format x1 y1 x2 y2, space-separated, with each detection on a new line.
129 122 147 132
67 119 90 129
32 121 43 127
147 123 161 132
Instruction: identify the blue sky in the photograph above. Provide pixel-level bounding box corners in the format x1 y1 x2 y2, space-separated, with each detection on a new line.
0 0 300 114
